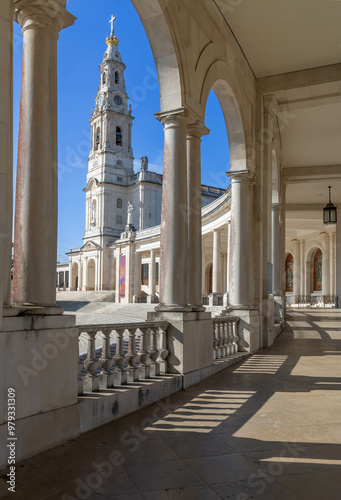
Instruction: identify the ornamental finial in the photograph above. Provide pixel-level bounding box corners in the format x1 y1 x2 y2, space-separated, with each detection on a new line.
106 15 119 46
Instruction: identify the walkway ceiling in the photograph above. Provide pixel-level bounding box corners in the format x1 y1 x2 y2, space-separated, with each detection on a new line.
215 0 341 240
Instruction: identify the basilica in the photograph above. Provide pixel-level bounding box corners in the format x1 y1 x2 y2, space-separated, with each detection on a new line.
1 0 341 474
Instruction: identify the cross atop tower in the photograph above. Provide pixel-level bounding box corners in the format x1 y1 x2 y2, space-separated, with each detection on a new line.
109 15 116 35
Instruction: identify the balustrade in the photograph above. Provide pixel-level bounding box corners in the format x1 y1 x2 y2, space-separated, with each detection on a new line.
78 322 169 393
212 317 240 360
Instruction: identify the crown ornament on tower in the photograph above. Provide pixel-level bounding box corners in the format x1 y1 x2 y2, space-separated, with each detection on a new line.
107 14 119 46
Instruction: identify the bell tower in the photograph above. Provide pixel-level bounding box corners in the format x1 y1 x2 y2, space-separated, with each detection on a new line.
84 16 135 244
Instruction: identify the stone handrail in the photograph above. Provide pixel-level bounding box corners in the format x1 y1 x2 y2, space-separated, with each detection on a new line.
212 316 239 360
77 321 169 394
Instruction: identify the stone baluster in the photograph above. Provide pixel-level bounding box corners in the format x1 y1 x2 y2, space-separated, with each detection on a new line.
232 319 240 353
228 322 234 355
138 327 151 378
148 327 160 376
214 323 221 359
126 327 140 382
83 330 99 392
220 322 226 357
212 323 218 359
156 325 169 374
113 328 127 385
224 321 230 356
99 328 114 389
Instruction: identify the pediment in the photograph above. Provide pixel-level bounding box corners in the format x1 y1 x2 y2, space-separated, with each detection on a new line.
81 240 101 251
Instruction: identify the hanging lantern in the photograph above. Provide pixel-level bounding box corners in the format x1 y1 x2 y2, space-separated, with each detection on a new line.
323 186 337 225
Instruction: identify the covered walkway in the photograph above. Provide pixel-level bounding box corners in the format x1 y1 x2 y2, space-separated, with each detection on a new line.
1 309 341 499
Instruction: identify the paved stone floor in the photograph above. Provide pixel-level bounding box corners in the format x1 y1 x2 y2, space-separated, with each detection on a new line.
1 308 341 499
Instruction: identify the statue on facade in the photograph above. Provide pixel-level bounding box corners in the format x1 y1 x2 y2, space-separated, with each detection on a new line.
140 156 148 171
127 201 134 227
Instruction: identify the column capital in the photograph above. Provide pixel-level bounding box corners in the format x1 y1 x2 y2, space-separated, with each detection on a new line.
227 170 256 186
14 0 75 33
187 120 210 139
155 107 190 127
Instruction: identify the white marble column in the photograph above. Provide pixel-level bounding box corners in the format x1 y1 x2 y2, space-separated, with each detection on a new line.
226 221 231 294
77 258 82 291
272 203 281 295
115 246 121 303
212 230 221 294
0 0 14 317
187 122 208 310
322 232 331 297
202 236 206 295
69 260 73 291
228 171 256 307
330 232 335 295
336 211 341 307
133 251 141 299
293 240 300 300
149 249 156 298
82 256 88 291
12 2 75 309
300 240 305 296
155 110 190 311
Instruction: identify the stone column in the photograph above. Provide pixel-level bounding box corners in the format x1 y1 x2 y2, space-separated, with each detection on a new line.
202 236 206 295
212 230 221 294
293 240 300 301
133 251 141 301
69 260 73 291
272 203 281 295
148 249 156 302
155 109 190 311
77 257 82 291
322 232 331 297
82 256 88 291
115 246 121 303
12 1 75 310
330 232 335 295
223 221 231 308
186 121 208 310
336 211 341 307
0 0 14 320
300 240 305 296
228 171 256 307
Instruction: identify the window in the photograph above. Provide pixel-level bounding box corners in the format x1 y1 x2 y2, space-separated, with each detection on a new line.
116 215 122 225
116 126 122 146
102 72 106 85
117 160 122 166
95 128 100 150
314 249 322 292
117 198 122 209
285 254 293 292
115 71 119 84
141 263 149 285
117 176 123 182
91 200 97 225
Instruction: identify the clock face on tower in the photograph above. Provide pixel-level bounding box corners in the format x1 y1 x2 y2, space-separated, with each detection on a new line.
114 95 122 105
98 95 104 107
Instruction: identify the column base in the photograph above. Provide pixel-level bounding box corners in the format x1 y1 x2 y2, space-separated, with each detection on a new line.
189 304 206 312
222 306 260 353
3 306 20 317
148 310 213 374
154 304 192 313
12 304 64 316
209 294 223 306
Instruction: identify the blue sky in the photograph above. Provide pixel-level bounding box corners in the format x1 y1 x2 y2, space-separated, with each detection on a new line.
12 0 230 262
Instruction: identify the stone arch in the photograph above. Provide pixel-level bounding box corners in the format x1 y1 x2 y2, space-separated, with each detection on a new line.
306 245 323 294
200 62 248 173
88 259 96 291
130 0 182 110
72 262 78 291
285 253 294 293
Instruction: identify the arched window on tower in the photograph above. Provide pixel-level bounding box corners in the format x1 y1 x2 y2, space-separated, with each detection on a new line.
115 71 119 84
91 199 97 225
95 128 100 150
285 254 294 292
116 126 122 146
102 72 106 85
117 198 122 209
